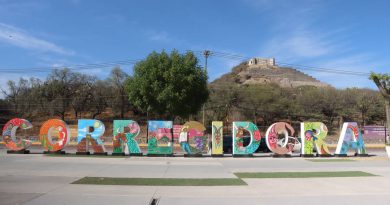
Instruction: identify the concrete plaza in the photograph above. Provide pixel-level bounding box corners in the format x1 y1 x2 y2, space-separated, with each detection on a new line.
0 148 389 205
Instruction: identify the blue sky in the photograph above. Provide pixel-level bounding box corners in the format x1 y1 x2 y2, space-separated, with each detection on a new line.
0 0 389 93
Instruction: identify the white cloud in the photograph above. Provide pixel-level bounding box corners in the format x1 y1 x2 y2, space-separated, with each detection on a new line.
315 54 375 71
248 1 339 62
269 53 388 89
285 36 330 57
308 54 388 88
0 22 74 55
258 25 350 62
147 30 172 43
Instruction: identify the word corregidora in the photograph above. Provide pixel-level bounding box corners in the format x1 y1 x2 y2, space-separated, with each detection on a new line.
2 118 366 157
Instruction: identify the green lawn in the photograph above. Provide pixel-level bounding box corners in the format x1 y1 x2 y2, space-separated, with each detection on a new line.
234 171 376 178
72 177 247 186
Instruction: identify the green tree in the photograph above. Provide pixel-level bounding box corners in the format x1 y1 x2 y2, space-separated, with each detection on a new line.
338 88 379 126
1 78 29 115
89 80 110 119
125 50 209 120
70 73 95 119
370 72 390 133
108 67 130 118
45 68 75 120
207 84 240 124
240 84 285 125
0 98 10 123
295 86 324 120
319 87 342 129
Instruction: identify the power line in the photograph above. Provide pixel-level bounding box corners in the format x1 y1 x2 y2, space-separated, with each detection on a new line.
0 50 377 77
0 59 141 73
192 50 373 77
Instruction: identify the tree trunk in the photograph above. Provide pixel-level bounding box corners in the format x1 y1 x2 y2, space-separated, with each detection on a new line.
13 100 18 115
386 101 390 134
61 112 65 121
120 96 126 119
121 108 124 119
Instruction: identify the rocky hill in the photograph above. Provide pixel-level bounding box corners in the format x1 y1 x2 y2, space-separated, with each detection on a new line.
211 59 329 88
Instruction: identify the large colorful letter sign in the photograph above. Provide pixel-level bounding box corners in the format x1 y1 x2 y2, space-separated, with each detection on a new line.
265 122 295 155
112 120 141 155
76 119 106 154
2 118 32 151
39 119 70 152
211 121 223 156
147 121 173 155
335 122 367 156
300 122 330 156
179 121 207 155
232 122 261 156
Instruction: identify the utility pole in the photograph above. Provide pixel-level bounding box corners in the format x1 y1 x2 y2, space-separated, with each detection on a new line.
202 50 211 125
203 50 210 73
385 119 387 144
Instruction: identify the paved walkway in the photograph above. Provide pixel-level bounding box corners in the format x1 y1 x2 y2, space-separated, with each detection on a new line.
0 149 389 205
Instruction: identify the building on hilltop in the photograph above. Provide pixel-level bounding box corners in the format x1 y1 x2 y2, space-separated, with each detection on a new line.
247 57 275 67
212 57 330 88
